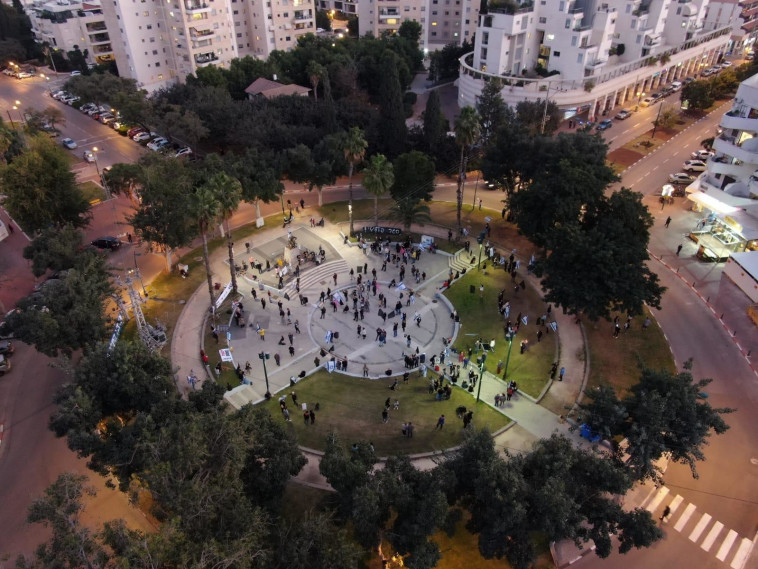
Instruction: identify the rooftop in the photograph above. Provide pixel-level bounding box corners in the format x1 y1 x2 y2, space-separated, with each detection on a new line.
244 77 311 99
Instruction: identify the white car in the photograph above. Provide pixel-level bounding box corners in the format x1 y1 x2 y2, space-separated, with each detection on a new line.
669 172 695 184
133 131 153 142
691 149 714 160
82 150 96 163
640 97 656 107
174 147 193 158
615 109 633 120
720 61 733 68
61 138 78 150
70 70 81 76
147 137 169 151
683 159 707 172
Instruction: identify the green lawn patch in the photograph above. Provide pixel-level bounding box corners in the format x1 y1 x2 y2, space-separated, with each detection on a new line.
319 199 394 225
443 269 554 398
260 370 510 456
584 307 676 398
78 181 105 204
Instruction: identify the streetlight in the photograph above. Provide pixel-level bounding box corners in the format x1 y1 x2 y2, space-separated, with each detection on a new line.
258 351 272 399
502 331 514 380
348 201 353 236
41 74 52 96
475 361 485 403
91 147 111 199
651 102 664 140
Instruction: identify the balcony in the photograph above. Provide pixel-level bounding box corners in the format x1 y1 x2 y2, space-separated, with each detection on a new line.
714 134 758 164
194 52 218 66
294 10 314 20
192 38 213 49
184 2 210 13
190 27 214 38
585 59 606 69
378 10 400 19
720 112 758 132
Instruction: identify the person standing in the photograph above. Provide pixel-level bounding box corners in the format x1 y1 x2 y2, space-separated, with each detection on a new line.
478 198 483 210
435 415 445 430
363 364 369 378
407 422 414 438
309 409 316 424
282 408 291 422
676 243 683 256
289 345 295 357
288 333 294 345
664 216 672 228
559 366 565 381
382 409 389 423
303 410 310 425
550 362 558 379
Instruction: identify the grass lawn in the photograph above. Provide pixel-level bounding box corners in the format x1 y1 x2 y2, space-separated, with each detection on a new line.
319 198 394 225
584 307 676 398
78 181 105 204
260 370 510 456
443 269 554 399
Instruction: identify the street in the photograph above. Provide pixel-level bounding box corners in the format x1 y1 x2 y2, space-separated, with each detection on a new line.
1 69 757 567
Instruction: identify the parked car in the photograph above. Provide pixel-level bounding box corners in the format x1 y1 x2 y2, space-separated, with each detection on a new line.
683 77 695 84
669 172 696 184
16 71 33 79
640 97 656 107
80 103 97 113
691 149 714 160
61 137 78 149
83 149 96 163
99 113 116 124
91 236 121 250
70 70 81 76
0 340 14 356
133 131 154 143
615 109 633 120
720 61 732 68
746 52 755 61
670 81 683 91
596 119 613 131
147 137 169 151
0 354 11 376
127 126 145 138
651 92 665 101
174 147 193 158
683 159 707 172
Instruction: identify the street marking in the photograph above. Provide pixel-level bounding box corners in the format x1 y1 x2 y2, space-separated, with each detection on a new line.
716 530 738 561
674 503 696 532
667 495 684 517
701 521 724 552
730 537 752 569
688 513 711 542
646 486 670 512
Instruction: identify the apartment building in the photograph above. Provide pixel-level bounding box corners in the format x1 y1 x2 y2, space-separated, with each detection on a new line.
28 0 114 65
236 0 316 59
459 0 732 119
704 0 758 54
315 0 358 17
357 0 478 51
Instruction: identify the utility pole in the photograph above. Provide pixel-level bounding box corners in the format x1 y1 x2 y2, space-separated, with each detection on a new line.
259 351 271 399
540 84 551 135
651 102 664 140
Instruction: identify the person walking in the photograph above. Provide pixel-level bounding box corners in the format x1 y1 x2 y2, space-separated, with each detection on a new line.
559 366 565 381
382 409 389 423
478 198 483 210
435 414 445 430
294 320 301 334
259 328 266 341
550 362 558 379
309 409 316 424
303 410 310 425
289 345 295 357
288 333 294 345
664 216 672 228
291 391 298 406
676 243 683 256
659 505 671 522
333 273 338 286
363 364 369 377
282 408 291 422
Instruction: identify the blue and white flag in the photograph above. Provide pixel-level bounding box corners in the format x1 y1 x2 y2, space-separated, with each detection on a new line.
327 360 336 373
550 321 558 332
522 315 528 325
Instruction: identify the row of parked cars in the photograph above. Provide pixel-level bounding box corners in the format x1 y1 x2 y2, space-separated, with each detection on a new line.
50 89 192 159
668 150 715 185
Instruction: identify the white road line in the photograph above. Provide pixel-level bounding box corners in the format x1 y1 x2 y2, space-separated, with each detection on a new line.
730 537 752 569
674 503 696 532
646 487 670 512
701 521 724 552
716 530 738 561
668 495 684 516
651 166 659 171
688 513 712 542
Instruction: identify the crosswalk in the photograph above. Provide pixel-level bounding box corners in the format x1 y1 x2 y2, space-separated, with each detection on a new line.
644 486 754 569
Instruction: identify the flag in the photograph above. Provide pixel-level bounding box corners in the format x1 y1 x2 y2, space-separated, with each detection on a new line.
397 282 407 290
530 254 535 265
327 360 336 373
522 315 528 325
550 321 558 332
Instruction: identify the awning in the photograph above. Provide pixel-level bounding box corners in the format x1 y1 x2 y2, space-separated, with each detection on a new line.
687 190 741 215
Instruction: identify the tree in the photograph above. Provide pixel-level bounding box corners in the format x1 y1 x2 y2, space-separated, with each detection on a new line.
423 89 447 151
23 224 85 277
377 56 407 157
681 79 714 111
315 10 332 32
192 182 222 314
654 106 678 129
454 106 480 228
269 513 363 569
580 368 734 482
0 136 91 233
428 41 470 82
481 122 529 197
398 20 422 44
341 126 367 235
307 60 326 102
3 251 112 357
23 473 108 569
127 154 198 271
476 78 511 144
516 98 562 135
391 198 431 231
225 147 284 219
390 150 436 203
319 434 377 518
539 188 665 320
362 153 394 225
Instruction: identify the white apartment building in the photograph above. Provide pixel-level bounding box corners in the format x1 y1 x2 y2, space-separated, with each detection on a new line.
704 0 758 54
236 0 316 59
357 0 479 51
685 72 758 264
315 0 358 17
28 0 114 65
459 0 733 119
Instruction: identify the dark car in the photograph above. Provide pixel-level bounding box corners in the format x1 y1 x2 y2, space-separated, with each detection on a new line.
91 236 121 250
0 340 13 356
596 119 613 131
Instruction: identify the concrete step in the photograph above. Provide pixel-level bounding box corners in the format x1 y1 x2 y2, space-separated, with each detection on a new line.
280 259 349 296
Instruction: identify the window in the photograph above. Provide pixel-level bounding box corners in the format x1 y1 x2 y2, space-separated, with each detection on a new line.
147 24 152 29
143 10 149 15
237 32 242 36
482 31 488 44
571 35 577 46
539 16 546 23
155 61 160 67
636 34 641 43
559 0 564 10
565 19 570 28
152 49 158 54
480 47 487 59
631 19 635 28
553 50 560 56
577 53 583 63
626 4 631 13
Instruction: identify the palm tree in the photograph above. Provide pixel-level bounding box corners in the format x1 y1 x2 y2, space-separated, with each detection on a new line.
391 198 431 232
362 154 394 226
206 172 243 293
192 184 222 315
454 106 481 229
307 61 325 102
342 127 367 235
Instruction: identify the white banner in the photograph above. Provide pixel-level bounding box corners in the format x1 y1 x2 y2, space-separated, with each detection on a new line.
215 282 233 309
219 348 234 362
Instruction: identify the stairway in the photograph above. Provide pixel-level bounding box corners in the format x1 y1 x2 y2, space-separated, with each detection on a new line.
448 249 477 274
279 259 349 296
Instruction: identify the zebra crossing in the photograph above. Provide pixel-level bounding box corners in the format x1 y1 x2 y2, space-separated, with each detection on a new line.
644 486 755 569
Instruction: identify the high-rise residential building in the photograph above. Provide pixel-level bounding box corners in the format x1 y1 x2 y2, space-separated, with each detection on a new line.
315 0 358 18
27 0 115 65
704 0 758 55
459 0 733 119
356 0 479 52
235 0 316 59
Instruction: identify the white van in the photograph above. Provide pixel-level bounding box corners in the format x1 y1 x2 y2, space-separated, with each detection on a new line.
670 81 683 92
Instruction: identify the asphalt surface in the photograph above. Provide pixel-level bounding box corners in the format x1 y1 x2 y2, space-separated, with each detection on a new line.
1 68 757 566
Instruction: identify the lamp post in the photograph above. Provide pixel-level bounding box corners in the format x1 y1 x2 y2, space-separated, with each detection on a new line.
280 193 285 215
348 201 353 236
502 332 514 380
92 147 111 200
475 361 485 403
651 102 664 140
258 351 271 399
636 90 645 111
471 170 480 211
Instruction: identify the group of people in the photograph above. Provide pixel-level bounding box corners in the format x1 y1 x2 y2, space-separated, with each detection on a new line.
493 381 519 406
